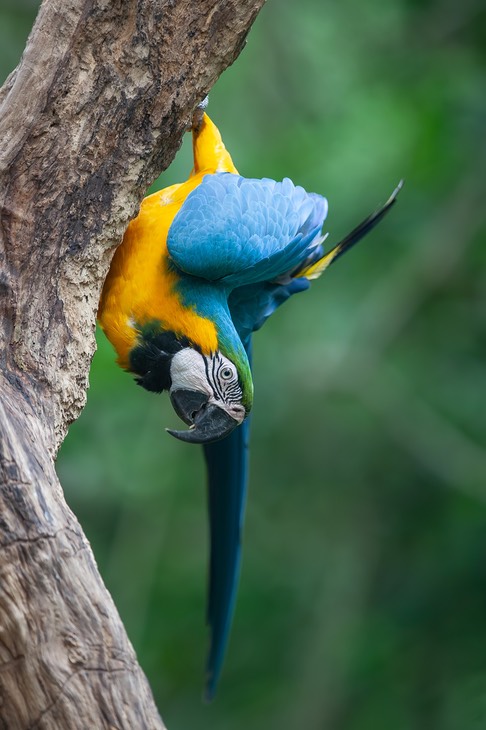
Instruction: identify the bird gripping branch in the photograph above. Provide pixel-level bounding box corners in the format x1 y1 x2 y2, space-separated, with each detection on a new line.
99 109 401 699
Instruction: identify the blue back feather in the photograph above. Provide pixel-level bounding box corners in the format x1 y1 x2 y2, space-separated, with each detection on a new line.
167 174 327 286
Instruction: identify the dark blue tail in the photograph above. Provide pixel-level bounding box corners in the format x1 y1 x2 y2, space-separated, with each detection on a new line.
202 343 252 700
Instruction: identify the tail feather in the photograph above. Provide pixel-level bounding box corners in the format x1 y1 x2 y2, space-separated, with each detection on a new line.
203 417 249 701
202 337 252 701
299 181 403 281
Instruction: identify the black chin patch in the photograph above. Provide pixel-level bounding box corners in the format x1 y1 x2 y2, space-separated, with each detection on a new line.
129 323 192 394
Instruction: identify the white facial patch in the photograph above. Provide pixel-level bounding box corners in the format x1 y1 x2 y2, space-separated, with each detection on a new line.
170 348 213 397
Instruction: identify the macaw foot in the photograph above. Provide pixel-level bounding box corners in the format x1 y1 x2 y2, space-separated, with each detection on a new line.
191 96 209 133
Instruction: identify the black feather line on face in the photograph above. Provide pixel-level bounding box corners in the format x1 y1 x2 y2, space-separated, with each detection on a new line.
211 355 225 402
129 322 192 394
203 355 217 401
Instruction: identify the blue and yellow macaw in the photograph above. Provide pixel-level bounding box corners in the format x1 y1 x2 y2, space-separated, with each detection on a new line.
99 112 400 698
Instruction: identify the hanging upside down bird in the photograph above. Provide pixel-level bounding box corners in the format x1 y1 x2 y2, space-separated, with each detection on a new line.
98 110 401 699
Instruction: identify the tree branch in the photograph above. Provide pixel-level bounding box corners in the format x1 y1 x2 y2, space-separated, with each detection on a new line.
0 0 265 725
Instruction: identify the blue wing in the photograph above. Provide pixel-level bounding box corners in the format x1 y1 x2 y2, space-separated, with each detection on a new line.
203 338 252 701
229 277 311 342
167 173 327 286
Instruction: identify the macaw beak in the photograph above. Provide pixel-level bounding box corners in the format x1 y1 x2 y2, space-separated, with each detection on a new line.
167 389 239 444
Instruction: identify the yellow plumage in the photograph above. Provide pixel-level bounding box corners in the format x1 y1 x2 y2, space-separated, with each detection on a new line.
98 114 239 368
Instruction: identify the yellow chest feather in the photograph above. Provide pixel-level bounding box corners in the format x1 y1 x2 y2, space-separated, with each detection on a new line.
99 176 218 368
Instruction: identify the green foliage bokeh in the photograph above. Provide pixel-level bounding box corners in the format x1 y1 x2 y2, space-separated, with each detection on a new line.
2 0 486 727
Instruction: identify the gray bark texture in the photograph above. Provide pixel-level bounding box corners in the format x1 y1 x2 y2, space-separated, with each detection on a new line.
0 0 265 726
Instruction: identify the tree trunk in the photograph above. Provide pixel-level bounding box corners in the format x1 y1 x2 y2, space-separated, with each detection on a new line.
0 0 264 726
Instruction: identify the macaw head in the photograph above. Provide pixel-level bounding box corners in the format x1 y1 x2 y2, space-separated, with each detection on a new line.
129 323 252 444
168 345 250 443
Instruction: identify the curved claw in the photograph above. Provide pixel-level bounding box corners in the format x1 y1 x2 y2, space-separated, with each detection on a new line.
168 392 239 444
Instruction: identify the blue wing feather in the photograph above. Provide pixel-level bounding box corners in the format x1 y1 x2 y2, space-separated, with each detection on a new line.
229 278 311 342
203 338 252 701
167 173 327 286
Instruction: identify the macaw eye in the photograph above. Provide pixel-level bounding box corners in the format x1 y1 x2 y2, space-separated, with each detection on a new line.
221 367 234 380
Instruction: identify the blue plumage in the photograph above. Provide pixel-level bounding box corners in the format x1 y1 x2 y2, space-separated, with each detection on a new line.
229 277 311 341
167 173 327 286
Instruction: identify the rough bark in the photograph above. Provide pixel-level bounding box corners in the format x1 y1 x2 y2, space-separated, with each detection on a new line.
0 0 265 726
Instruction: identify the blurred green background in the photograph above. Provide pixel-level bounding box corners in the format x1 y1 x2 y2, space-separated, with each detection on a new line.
2 0 486 727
